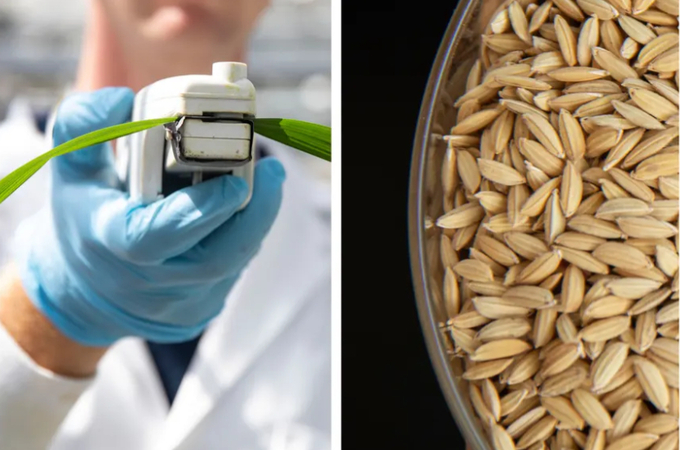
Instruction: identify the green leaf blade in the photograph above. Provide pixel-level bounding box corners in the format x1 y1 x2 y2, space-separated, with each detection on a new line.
46 116 177 160
254 118 331 162
0 115 331 207
0 116 177 204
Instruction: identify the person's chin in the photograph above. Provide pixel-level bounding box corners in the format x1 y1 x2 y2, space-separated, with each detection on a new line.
142 5 219 41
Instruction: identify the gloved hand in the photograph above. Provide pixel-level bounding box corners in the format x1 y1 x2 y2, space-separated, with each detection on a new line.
13 87 285 346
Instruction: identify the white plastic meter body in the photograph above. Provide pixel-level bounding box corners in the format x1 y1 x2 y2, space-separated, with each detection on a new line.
116 62 256 209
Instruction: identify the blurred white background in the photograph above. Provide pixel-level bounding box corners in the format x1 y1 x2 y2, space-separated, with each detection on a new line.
0 0 331 126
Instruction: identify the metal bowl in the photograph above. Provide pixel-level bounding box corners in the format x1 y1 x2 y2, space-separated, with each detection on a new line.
408 0 509 448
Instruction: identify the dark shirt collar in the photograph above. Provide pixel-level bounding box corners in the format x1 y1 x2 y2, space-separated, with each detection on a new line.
33 109 50 135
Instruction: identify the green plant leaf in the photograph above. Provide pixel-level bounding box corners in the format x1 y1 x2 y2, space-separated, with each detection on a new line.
254 118 331 162
0 116 177 204
0 115 331 206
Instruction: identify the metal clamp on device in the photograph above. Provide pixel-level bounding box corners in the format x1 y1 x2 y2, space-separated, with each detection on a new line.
116 61 256 210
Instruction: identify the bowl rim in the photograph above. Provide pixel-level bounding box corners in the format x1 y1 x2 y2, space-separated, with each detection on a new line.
407 1 492 449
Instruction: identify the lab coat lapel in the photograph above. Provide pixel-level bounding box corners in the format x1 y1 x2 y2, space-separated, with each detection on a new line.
157 143 330 449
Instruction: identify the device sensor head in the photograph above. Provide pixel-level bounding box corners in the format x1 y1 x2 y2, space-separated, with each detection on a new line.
163 115 254 172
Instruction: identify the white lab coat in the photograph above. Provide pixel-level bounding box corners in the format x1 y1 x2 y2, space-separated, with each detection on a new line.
0 98 331 450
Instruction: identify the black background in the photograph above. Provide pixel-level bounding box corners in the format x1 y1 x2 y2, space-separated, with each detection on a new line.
342 1 466 448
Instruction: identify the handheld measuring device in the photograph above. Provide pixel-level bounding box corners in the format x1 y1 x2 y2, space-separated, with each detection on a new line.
116 61 256 209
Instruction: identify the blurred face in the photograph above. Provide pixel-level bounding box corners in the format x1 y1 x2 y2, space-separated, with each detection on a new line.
98 0 270 86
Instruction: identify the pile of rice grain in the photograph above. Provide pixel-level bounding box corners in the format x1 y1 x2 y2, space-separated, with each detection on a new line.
435 0 679 449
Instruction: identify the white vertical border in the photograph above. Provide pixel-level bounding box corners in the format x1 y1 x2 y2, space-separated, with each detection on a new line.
330 0 341 448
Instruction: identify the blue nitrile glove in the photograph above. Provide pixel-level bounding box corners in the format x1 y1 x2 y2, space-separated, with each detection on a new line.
13 87 285 346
